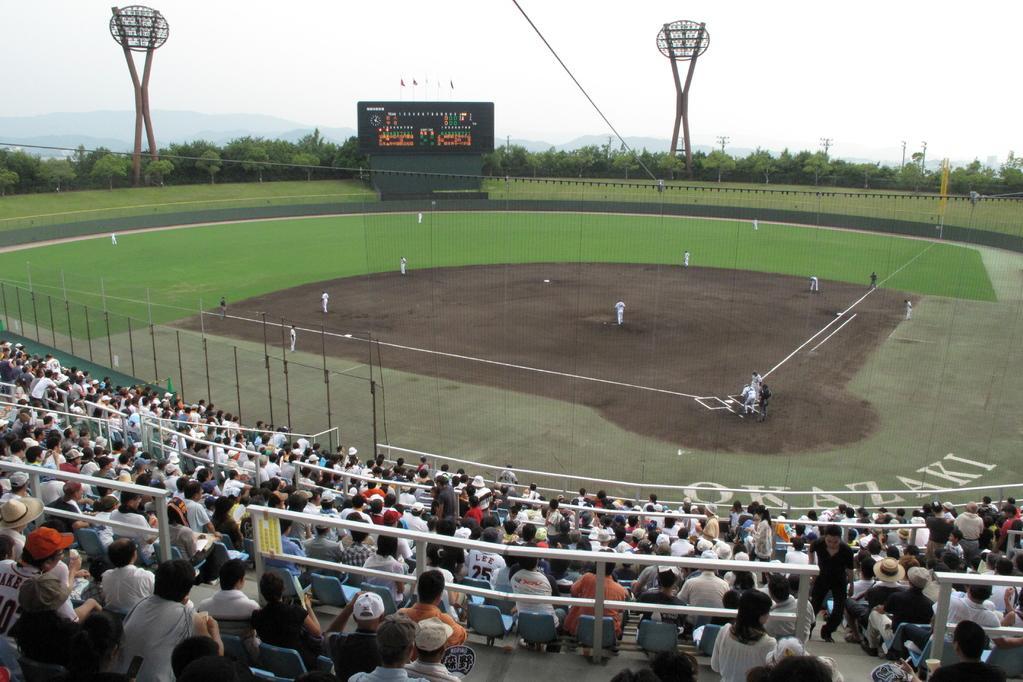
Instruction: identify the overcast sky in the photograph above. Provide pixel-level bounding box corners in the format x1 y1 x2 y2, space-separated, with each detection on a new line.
2 0 1020 162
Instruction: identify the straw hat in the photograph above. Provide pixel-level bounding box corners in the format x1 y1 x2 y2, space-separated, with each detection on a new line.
873 557 906 583
0 497 44 529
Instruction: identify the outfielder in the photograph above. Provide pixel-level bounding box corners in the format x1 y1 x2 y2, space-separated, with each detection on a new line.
809 276 819 292
905 300 912 320
111 233 117 245
615 300 625 326
289 325 297 352
683 250 690 268
321 290 329 314
870 271 878 289
753 219 759 231
400 256 407 276
417 212 423 224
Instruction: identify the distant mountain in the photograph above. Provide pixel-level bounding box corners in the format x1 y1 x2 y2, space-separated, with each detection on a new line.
0 110 356 155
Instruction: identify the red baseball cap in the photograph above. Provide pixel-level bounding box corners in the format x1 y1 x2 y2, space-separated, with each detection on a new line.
382 510 402 526
24 527 74 561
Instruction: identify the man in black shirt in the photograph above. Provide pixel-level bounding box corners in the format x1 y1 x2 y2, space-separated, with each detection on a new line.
930 620 1007 682
637 568 685 629
810 524 855 642
327 591 385 681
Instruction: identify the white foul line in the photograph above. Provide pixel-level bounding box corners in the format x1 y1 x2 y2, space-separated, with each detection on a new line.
763 241 937 380
214 311 703 400
809 313 857 353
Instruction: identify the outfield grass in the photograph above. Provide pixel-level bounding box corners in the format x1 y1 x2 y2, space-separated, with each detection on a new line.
0 212 995 332
0 180 376 230
1 178 1021 238
485 178 1023 237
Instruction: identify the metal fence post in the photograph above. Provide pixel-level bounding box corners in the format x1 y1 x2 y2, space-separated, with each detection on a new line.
415 539 427 579
233 346 242 422
203 338 212 403
105 312 114 367
150 324 158 386
931 580 952 660
175 330 185 400
65 301 75 356
15 287 24 336
592 559 607 662
261 314 274 425
29 292 40 341
0 283 8 332
795 573 811 642
127 317 136 377
47 296 57 348
154 500 172 563
322 325 332 440
281 318 292 428
85 307 94 361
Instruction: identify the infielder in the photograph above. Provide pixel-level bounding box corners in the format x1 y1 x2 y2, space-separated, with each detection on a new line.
751 371 763 396
219 297 226 319
870 271 878 289
809 276 819 292
400 256 407 276
905 300 912 320
111 233 117 245
321 290 329 314
615 300 625 326
417 212 423 224
683 250 690 268
289 325 297 352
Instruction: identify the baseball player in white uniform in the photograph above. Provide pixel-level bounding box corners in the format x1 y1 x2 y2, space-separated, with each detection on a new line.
417 212 423 224
615 301 625 326
905 300 912 320
111 233 117 245
753 219 759 231
289 325 297 352
683 251 690 268
321 291 329 314
400 257 407 276
809 276 819 292
741 384 757 415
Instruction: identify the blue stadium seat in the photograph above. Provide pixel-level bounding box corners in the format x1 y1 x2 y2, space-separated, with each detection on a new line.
637 619 679 653
257 642 307 679
517 612 558 646
311 572 359 607
575 615 615 651
696 624 721 656
221 634 252 667
468 603 514 646
74 527 107 561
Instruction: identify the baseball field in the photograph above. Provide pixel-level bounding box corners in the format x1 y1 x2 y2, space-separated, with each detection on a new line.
0 183 1020 505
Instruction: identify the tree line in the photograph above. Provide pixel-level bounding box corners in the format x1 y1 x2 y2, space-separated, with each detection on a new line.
1 131 1021 196
0 129 367 195
482 144 1023 195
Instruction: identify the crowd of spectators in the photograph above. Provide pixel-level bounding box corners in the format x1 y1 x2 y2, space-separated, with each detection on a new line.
1 338 1022 680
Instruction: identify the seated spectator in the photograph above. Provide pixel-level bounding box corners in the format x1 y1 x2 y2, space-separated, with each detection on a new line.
251 570 322 670
101 538 154 612
405 618 459 681
327 592 386 682
784 537 809 566
844 557 906 651
363 534 408 604
866 566 932 655
678 556 730 623
9 573 80 667
637 567 684 629
171 635 221 679
304 522 343 568
764 574 812 643
109 492 156 563
65 611 128 681
349 614 424 682
0 494 44 559
927 620 1007 682
710 590 776 682
340 512 375 582
211 495 243 548
464 526 506 586
510 550 563 639
196 559 259 637
115 558 223 682
649 650 699 682
45 481 90 533
563 557 630 640
175 655 255 682
397 569 466 649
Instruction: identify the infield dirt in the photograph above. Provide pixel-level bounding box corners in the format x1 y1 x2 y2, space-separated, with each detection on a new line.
177 263 916 454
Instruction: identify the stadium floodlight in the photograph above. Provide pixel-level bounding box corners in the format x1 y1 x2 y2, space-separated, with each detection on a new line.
109 5 169 186
656 20 710 178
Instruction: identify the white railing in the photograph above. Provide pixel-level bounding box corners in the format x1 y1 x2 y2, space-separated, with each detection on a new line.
379 443 1017 513
931 571 1023 660
248 504 818 662
0 461 172 562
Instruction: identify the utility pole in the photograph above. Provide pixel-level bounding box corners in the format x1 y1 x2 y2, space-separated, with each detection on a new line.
715 135 729 152
819 137 833 160
920 141 928 169
900 140 907 167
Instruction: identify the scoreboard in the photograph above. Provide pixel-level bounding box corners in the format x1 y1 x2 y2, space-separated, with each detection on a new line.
357 101 495 155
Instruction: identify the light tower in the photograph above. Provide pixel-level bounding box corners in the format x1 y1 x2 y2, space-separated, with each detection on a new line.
109 5 169 186
656 20 710 177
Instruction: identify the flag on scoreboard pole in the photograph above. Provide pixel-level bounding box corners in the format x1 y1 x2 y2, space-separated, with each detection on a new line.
401 79 405 87
450 80 454 89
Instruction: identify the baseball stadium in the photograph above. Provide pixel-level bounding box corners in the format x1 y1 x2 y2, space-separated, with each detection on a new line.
3 3 1023 681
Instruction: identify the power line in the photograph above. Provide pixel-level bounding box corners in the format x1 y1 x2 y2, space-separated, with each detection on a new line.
715 136 729 152
509 0 656 181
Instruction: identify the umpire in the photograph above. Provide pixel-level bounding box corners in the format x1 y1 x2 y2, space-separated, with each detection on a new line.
758 383 772 422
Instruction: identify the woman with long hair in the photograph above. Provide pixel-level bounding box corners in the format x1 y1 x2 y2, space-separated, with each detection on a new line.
710 589 777 682
65 611 130 680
